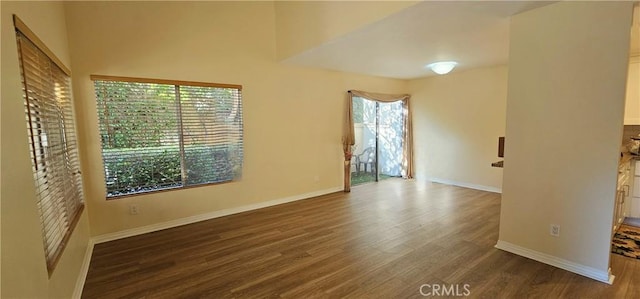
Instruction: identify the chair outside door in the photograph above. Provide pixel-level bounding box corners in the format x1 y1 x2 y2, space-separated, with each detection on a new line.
355 147 376 174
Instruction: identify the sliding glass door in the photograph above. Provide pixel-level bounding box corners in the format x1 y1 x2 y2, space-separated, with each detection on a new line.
350 96 403 185
378 100 404 177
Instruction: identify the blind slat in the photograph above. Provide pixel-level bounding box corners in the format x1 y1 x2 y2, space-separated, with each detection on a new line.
17 31 83 274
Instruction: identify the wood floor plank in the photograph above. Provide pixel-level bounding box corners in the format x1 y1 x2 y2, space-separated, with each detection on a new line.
82 179 640 298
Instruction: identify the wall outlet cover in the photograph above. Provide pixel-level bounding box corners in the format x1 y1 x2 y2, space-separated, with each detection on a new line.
129 205 139 215
550 224 560 237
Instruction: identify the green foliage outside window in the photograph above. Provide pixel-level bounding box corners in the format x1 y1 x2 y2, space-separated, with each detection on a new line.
103 144 238 196
94 79 243 197
352 96 364 123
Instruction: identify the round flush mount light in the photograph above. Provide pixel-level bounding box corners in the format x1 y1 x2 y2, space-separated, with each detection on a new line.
426 61 458 75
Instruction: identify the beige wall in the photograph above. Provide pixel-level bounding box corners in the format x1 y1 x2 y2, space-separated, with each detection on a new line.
409 66 507 192
64 1 407 237
274 1 418 60
408 3 637 195
624 58 639 124
1 1 91 298
499 0 633 274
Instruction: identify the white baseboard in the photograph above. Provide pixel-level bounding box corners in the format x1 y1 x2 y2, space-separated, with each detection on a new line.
495 240 613 284
72 239 95 299
429 178 502 194
92 186 343 244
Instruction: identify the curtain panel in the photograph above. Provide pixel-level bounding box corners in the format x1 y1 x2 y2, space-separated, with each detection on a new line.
342 90 414 192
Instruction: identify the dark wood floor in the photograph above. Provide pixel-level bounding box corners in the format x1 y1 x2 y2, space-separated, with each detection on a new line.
82 179 640 298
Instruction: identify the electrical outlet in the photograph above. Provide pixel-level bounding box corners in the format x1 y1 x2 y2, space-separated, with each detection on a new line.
129 205 139 215
314 175 320 182
550 224 560 237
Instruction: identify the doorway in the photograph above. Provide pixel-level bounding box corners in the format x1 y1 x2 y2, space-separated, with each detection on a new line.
350 96 404 185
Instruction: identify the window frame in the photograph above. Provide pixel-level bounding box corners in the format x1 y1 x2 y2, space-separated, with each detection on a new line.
91 75 244 199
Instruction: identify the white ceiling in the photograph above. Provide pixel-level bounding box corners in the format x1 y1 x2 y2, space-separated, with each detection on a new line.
281 1 558 79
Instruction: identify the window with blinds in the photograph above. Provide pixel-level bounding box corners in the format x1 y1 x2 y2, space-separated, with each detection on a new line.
15 16 84 274
91 76 243 198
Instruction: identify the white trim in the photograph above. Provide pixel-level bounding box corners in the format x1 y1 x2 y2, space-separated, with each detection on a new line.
495 240 614 284
429 178 502 193
72 239 95 299
92 187 343 244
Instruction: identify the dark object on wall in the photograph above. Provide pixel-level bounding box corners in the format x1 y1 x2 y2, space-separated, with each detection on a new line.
498 137 505 158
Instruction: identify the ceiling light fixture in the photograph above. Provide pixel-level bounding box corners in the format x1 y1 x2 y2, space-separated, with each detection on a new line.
426 61 458 75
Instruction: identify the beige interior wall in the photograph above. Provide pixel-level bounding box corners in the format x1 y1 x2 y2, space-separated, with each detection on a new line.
1 1 91 298
630 4 639 57
274 0 418 61
63 1 408 237
409 66 507 191
499 1 633 273
624 58 640 124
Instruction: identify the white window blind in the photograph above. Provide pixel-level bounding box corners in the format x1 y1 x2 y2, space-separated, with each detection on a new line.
92 76 243 198
16 23 84 274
